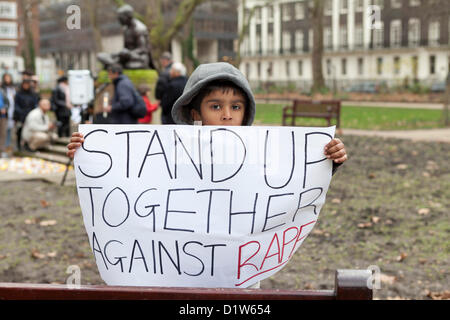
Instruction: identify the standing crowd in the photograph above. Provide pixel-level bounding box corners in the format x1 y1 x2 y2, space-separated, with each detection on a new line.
0 52 190 157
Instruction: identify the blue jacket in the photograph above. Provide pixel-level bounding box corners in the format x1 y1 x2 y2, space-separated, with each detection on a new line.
110 74 139 124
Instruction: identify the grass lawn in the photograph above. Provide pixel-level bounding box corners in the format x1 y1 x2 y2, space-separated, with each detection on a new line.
254 103 446 130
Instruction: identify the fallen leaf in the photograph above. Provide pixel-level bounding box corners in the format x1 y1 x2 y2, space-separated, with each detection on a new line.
385 219 393 225
24 218 37 225
368 173 376 179
47 251 57 258
396 252 408 262
426 290 450 300
331 198 341 204
313 229 325 235
422 171 430 177
31 249 46 260
396 164 408 170
357 222 372 229
330 210 337 215
39 220 57 227
418 208 430 216
379 274 396 285
371 216 381 224
40 200 50 208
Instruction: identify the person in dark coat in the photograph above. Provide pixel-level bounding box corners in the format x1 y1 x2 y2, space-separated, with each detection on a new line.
154 52 173 102
106 63 140 124
13 79 40 150
51 76 72 137
160 62 187 124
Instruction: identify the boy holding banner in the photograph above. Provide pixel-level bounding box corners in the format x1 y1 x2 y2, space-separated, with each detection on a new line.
67 62 347 165
67 62 347 288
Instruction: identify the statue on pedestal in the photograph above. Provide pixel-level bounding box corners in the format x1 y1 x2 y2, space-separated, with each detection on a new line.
97 5 155 70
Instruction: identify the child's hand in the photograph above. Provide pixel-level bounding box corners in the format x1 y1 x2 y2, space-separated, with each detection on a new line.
67 132 84 159
324 138 347 164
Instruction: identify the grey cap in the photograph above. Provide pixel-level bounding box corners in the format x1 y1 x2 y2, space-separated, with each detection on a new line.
171 62 255 126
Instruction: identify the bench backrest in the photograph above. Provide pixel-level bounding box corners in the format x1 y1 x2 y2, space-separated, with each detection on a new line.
0 269 372 300
292 100 341 115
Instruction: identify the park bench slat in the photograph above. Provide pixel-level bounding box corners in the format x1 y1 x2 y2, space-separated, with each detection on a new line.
0 269 372 300
282 99 341 128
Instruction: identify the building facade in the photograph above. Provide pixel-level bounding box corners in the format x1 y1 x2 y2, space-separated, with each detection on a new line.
0 0 39 81
38 0 238 88
239 0 450 91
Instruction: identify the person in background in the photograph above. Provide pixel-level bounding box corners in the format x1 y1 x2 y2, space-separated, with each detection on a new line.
13 79 40 151
160 62 187 124
21 99 56 151
1 73 16 155
155 51 173 103
0 85 7 158
137 84 158 124
51 76 72 137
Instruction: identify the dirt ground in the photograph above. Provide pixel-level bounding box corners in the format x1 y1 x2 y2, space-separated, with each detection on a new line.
0 135 448 300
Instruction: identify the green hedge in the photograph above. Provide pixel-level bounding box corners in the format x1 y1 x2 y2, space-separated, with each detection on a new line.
97 69 158 87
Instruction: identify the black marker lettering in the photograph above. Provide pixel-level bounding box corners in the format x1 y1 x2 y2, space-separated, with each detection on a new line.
115 130 150 178
78 129 112 178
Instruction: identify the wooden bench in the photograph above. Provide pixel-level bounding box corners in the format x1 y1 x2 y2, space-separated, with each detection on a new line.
0 269 372 300
19 136 72 186
282 100 341 128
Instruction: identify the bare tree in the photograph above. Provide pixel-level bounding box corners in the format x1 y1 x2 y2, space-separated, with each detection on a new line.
310 0 325 93
18 0 40 73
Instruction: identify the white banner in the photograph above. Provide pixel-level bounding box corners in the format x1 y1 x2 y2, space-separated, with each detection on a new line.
74 124 335 288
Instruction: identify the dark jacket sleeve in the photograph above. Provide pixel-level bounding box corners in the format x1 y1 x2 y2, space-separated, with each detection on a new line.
155 71 170 100
13 94 23 122
112 80 135 112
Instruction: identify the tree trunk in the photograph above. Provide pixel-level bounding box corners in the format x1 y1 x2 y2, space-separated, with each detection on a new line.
311 0 325 93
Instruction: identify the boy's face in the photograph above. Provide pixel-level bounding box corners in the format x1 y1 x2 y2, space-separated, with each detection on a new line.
191 88 246 126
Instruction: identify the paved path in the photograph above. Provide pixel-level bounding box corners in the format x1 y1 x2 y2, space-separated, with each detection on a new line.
340 128 450 143
341 101 444 110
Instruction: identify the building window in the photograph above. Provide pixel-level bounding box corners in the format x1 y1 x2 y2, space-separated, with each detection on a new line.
295 3 304 20
267 6 274 23
254 7 261 24
341 58 347 75
267 32 274 54
377 57 383 75
409 0 421 6
430 55 436 74
326 59 332 76
0 22 17 39
355 25 364 48
324 27 332 50
390 20 402 48
394 56 401 75
309 29 314 51
256 34 262 54
355 0 364 12
282 31 291 53
408 18 420 47
257 62 261 78
298 60 303 76
295 30 304 52
340 28 348 49
286 60 290 78
0 2 17 19
374 22 384 48
282 4 290 22
428 21 440 46
391 0 402 8
0 46 15 57
358 57 364 75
